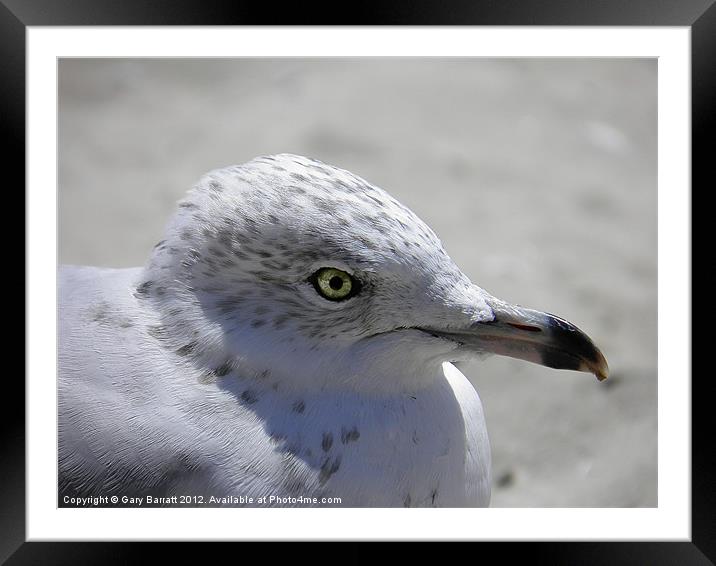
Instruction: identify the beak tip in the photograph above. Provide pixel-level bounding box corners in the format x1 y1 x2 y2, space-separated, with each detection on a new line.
589 351 609 382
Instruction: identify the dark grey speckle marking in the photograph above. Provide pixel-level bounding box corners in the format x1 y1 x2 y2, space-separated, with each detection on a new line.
241 390 258 404
318 455 341 485
89 301 132 329
147 325 167 340
321 432 333 452
198 371 217 385
292 400 305 414
89 302 110 322
340 426 360 444
213 361 233 377
176 341 197 356
269 430 287 443
134 281 153 298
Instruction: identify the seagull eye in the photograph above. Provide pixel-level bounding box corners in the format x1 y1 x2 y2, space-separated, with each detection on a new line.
310 268 359 301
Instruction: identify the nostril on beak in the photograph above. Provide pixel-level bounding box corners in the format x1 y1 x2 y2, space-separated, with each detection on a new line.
506 322 542 332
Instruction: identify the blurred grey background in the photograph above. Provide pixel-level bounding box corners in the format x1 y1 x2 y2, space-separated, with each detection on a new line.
58 58 657 507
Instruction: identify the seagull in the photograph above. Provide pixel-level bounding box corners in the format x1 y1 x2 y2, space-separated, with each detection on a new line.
59 153 608 508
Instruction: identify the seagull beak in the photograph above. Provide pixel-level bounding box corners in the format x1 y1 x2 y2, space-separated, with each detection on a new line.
433 300 609 381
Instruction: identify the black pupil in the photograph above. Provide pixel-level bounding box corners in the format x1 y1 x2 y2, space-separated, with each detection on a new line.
329 276 344 291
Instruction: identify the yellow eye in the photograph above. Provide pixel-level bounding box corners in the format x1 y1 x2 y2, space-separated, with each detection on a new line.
312 268 358 301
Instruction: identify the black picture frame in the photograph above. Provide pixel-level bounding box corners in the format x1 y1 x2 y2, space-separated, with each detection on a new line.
9 0 708 562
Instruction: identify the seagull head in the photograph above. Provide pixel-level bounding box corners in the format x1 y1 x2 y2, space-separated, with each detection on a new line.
143 154 608 393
